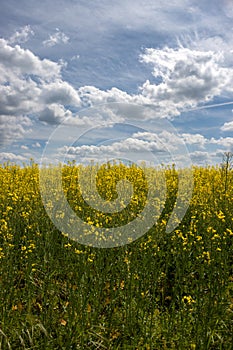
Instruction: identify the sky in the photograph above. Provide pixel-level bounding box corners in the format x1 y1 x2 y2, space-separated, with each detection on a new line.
1 0 233 167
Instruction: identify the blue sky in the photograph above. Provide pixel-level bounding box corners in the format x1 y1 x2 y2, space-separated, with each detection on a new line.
1 0 233 166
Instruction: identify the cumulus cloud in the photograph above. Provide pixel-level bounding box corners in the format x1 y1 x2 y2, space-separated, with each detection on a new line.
56 129 199 166
0 152 26 162
181 134 233 154
0 39 61 81
8 25 34 44
58 127 197 164
221 120 233 131
38 105 98 126
132 131 182 150
60 137 167 158
139 47 233 115
58 131 233 165
210 136 233 150
0 115 32 146
39 104 73 124
181 133 206 148
0 39 82 144
78 86 134 107
77 46 233 120
43 28 70 47
132 131 160 142
0 78 41 116
40 81 80 105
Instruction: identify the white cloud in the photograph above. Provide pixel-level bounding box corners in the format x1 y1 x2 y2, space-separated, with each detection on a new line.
210 136 233 150
77 46 233 120
139 47 233 115
32 142 41 148
133 131 207 150
221 120 233 131
0 39 82 143
181 133 206 148
8 25 34 44
43 29 70 47
0 39 61 81
40 80 80 105
132 131 181 150
38 104 99 126
132 131 160 142
0 78 41 116
61 137 167 158
0 152 26 162
177 30 233 68
39 104 73 124
78 86 135 107
45 130 233 166
58 126 197 162
0 115 32 146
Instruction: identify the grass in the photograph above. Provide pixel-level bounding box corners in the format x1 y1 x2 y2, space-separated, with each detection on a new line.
0 162 232 349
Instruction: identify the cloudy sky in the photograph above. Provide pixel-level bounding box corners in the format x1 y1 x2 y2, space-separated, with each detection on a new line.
1 0 233 166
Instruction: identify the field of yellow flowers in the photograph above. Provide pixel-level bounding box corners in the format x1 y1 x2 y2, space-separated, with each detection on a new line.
0 161 232 349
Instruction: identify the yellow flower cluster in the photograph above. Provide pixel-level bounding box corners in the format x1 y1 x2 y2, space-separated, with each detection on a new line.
0 162 232 262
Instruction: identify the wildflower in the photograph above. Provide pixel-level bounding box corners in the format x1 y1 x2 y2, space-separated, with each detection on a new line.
64 243 72 248
211 234 220 240
216 211 225 221
202 251 211 264
0 248 5 259
74 248 83 254
182 295 196 305
226 228 233 236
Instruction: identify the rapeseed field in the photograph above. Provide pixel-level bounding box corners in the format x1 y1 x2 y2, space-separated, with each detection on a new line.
0 162 232 349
